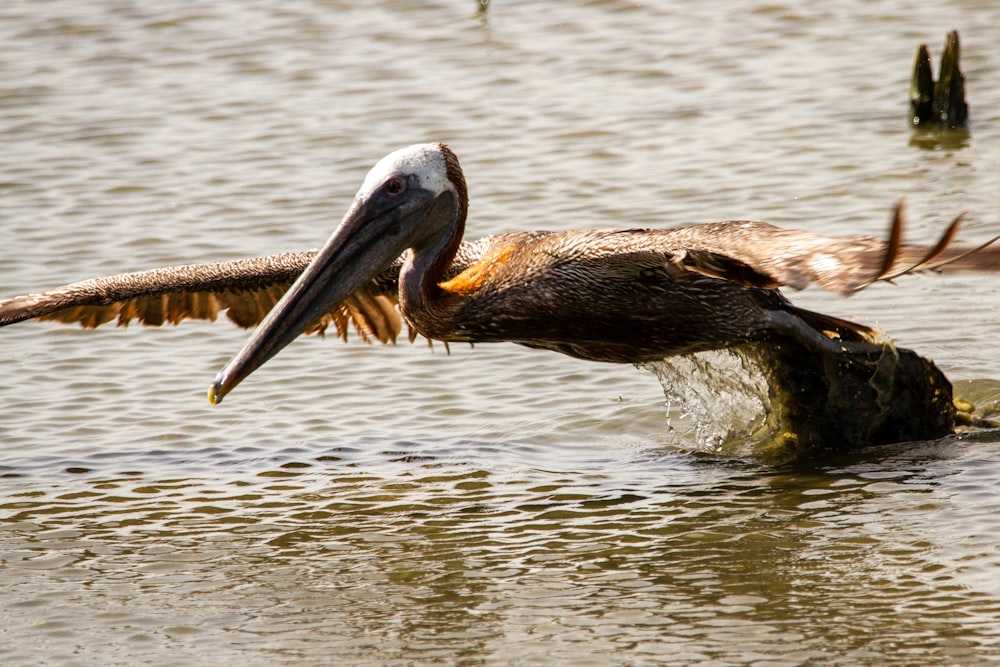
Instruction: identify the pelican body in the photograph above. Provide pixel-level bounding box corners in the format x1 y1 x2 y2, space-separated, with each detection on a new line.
205 143 994 403
1 142 997 427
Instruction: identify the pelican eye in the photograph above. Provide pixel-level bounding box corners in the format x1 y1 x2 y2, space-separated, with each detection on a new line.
384 177 407 196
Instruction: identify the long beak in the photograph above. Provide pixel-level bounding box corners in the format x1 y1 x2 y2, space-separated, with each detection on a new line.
207 188 435 404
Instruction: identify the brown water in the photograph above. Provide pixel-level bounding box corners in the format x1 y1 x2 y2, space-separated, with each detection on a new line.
3 1 1000 664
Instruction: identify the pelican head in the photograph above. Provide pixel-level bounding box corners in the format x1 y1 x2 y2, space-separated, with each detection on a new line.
208 142 467 404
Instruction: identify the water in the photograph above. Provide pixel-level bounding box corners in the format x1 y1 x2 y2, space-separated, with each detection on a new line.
2 1 1000 664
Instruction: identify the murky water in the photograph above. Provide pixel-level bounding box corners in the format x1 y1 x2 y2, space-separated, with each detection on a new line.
3 1 1000 664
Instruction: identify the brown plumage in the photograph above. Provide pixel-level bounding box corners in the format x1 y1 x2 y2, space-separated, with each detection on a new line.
0 143 997 403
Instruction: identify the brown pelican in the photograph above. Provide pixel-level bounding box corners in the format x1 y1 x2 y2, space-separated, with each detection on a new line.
1 143 997 411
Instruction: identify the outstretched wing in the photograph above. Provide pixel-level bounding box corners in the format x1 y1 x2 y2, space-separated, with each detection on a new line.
669 202 1000 295
0 251 408 343
0 240 493 343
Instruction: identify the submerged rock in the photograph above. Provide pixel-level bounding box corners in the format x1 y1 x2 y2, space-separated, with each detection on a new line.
752 338 954 459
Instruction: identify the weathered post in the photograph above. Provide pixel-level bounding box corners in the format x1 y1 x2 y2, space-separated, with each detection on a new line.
910 30 969 129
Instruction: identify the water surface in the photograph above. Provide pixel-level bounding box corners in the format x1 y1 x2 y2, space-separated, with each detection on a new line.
2 1 1000 664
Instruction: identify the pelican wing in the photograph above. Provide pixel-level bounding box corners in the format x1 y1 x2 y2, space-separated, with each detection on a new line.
670 203 1000 295
0 241 493 343
0 251 404 343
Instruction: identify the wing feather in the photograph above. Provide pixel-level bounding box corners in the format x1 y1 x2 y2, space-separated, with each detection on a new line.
670 202 999 295
0 247 475 347
0 251 413 344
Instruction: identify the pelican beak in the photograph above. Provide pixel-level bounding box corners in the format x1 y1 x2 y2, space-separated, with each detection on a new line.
208 183 444 404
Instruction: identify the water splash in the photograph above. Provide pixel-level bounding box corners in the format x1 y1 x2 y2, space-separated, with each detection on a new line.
640 348 773 456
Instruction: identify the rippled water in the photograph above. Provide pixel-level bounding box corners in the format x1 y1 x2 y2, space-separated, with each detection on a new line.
3 1 1000 664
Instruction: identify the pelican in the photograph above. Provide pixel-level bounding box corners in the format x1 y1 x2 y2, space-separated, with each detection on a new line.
1 143 998 419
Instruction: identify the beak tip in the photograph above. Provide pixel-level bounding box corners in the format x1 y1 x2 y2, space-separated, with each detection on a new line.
207 375 226 406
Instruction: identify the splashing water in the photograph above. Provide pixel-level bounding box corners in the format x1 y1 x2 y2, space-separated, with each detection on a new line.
641 348 774 455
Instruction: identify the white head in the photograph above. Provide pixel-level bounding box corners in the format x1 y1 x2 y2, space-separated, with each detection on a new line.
357 143 458 203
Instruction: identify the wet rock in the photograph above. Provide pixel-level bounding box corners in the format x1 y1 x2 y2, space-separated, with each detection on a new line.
754 337 955 459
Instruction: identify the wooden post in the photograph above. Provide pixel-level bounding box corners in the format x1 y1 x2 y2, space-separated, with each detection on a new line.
910 30 969 129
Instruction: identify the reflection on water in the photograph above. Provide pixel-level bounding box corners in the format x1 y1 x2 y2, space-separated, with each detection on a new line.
909 128 973 151
4 441 1000 665
3 0 1000 664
